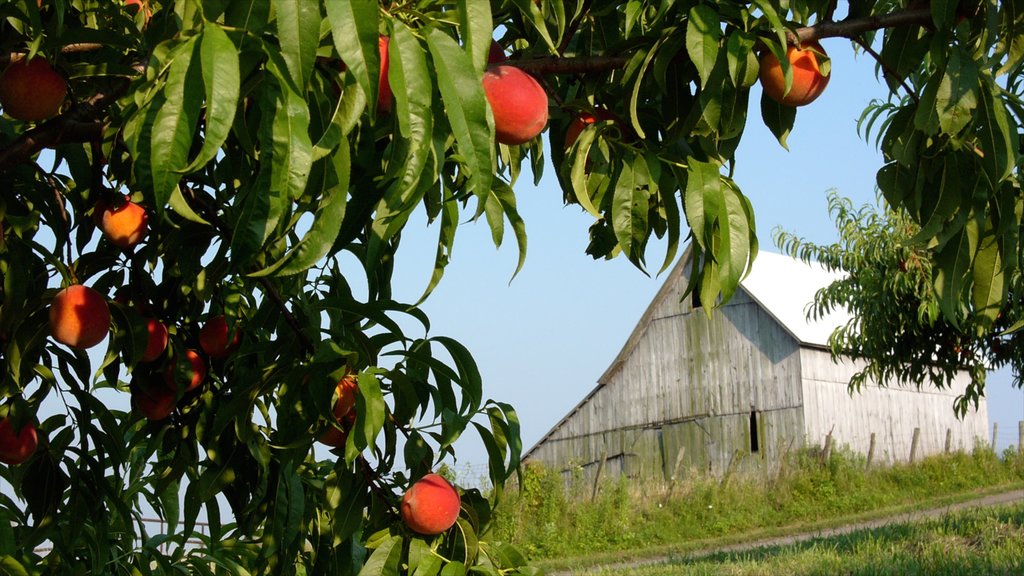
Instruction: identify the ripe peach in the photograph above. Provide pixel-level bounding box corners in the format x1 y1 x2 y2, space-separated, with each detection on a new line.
141 318 168 362
132 380 176 421
0 418 38 465
758 41 830 107
199 315 241 359
317 376 358 448
49 285 111 349
125 0 152 21
0 57 67 121
564 108 626 149
377 35 392 113
482 65 549 145
163 349 206 392
401 473 461 535
97 197 148 250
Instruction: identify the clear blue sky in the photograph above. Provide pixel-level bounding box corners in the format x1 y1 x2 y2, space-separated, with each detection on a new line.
385 39 1023 476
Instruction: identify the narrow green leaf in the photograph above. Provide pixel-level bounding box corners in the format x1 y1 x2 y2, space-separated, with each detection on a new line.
253 140 351 276
366 24 434 269
272 0 319 90
424 28 494 200
972 221 1006 328
936 47 978 135
346 370 386 464
357 534 402 576
326 0 379 113
183 23 240 173
151 37 203 214
975 81 1017 187
313 73 367 162
491 181 528 280
458 0 492 73
725 30 758 88
684 158 723 250
879 25 930 94
934 218 979 324
610 155 652 268
432 336 482 413
759 92 796 150
686 4 721 89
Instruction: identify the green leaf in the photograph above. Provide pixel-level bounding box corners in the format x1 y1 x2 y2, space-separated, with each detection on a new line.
725 30 758 88
432 336 482 413
686 4 721 89
610 155 652 268
934 217 979 324
357 534 402 576
313 72 368 161
458 0 492 74
759 92 796 150
972 221 1006 328
326 0 379 113
684 158 723 251
272 0 320 90
508 0 557 52
489 180 528 280
975 81 1017 187
151 37 203 215
879 24 930 94
424 28 494 200
366 24 434 270
936 47 978 136
252 139 350 276
347 370 386 464
183 22 240 173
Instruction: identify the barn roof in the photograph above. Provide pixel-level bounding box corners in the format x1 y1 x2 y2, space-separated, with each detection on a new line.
523 250 852 462
594 249 853 385
739 250 852 348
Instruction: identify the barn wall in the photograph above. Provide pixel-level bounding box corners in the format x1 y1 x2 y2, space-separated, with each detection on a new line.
799 348 989 463
527 288 807 481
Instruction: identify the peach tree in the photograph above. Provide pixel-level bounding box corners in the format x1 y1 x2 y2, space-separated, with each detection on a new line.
0 0 1021 573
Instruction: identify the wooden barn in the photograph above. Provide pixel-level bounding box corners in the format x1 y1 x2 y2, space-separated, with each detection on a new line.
524 251 990 482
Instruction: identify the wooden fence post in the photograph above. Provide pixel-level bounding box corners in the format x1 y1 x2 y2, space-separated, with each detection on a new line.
944 428 952 453
866 432 876 469
822 431 833 464
909 427 920 463
591 447 607 502
992 422 999 451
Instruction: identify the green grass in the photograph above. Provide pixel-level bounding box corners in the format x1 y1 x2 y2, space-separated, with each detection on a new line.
588 502 1024 576
489 446 1024 572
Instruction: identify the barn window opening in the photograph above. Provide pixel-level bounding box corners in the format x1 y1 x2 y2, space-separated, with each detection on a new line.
749 411 760 453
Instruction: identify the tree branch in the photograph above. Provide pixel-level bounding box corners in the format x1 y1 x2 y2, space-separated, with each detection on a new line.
510 7 934 76
791 7 932 44
0 114 104 173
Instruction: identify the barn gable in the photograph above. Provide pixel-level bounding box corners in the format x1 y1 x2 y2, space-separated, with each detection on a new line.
524 250 989 480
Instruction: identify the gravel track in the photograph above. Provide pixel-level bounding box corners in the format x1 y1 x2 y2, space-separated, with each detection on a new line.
553 489 1024 575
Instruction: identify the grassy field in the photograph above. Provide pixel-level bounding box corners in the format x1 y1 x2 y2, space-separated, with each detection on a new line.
489 446 1024 572
586 501 1024 575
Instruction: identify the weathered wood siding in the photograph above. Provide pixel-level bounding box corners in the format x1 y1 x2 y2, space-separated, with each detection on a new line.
527 284 806 480
799 348 989 463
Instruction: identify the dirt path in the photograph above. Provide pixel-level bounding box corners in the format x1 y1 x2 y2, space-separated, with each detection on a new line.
553 489 1024 575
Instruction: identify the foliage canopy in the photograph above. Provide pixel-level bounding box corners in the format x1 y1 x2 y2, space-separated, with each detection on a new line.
0 0 1021 573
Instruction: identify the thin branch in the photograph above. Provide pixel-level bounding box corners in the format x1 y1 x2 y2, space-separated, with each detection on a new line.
0 115 104 173
0 43 106 68
0 89 121 173
851 35 920 104
791 7 932 44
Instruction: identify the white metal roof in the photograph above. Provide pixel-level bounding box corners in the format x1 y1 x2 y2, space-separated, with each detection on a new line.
739 250 852 348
